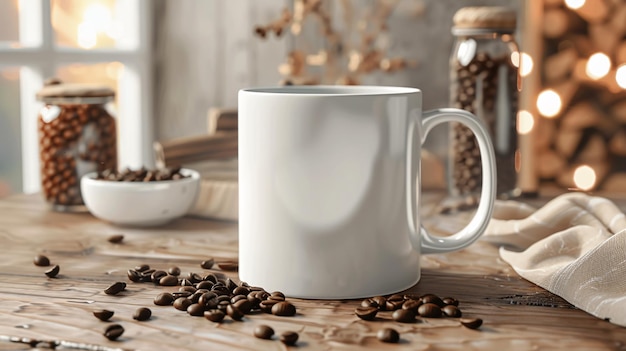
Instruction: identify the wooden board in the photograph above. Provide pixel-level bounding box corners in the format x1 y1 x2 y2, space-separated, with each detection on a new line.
0 193 624 351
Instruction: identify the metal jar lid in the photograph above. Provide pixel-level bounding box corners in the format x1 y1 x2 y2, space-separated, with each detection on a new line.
452 6 517 35
36 78 115 104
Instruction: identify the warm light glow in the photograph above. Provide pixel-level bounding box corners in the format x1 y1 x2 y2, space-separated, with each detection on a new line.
520 53 534 77
586 53 611 80
83 3 112 32
616 64 626 89
537 89 562 118
517 110 534 134
511 51 519 67
573 165 596 191
564 0 585 10
77 22 97 49
76 3 116 49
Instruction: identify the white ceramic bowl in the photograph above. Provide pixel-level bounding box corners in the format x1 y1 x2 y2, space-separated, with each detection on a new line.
81 169 200 226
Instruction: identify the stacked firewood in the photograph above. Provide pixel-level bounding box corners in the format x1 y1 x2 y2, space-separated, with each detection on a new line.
534 0 626 191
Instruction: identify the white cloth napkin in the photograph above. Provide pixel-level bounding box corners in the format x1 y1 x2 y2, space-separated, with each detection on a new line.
483 192 626 327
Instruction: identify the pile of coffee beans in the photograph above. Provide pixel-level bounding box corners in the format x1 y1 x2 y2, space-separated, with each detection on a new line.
125 260 297 324
39 103 117 207
449 52 519 196
355 292 483 342
96 167 188 182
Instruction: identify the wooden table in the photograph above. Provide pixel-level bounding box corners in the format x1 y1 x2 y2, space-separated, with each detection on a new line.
0 193 624 351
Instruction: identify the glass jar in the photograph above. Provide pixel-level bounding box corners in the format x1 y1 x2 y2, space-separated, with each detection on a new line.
449 7 520 198
37 80 117 211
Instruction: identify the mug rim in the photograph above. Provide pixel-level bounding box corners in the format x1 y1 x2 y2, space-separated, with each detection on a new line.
240 85 421 96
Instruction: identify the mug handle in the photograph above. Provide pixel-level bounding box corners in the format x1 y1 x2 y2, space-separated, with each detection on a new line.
406 108 496 253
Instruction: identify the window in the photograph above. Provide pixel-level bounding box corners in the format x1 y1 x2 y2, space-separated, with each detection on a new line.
0 0 152 194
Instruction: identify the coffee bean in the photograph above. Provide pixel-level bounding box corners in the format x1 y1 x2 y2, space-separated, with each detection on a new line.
172 291 192 299
211 284 230 296
247 292 262 308
180 278 194 286
386 300 403 311
173 297 192 311
204 309 225 323
460 318 483 329
224 278 238 292
387 294 404 302
93 309 114 321
402 299 422 312
167 266 181 276
271 301 296 316
203 273 218 283
187 272 203 283
179 286 197 293
187 303 205 316
372 296 387 311
355 306 378 321
107 234 124 244
442 297 459 306
280 331 299 346
442 305 462 318
392 308 416 323
159 275 179 286
216 260 238 271
226 304 244 321
269 294 285 302
133 307 151 321
34 254 50 267
254 324 275 340
44 265 60 278
232 299 252 314
361 298 378 308
200 258 215 269
103 324 124 341
270 291 285 299
377 328 400 343
255 290 270 301
421 294 444 307
154 292 174 306
135 264 150 272
127 269 141 282
418 303 442 318
104 282 126 295
259 299 279 313
216 295 231 303
151 270 167 283
232 286 250 296
196 281 213 290
198 292 218 307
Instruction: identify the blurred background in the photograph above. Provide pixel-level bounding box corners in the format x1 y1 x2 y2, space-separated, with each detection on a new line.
2 0 626 199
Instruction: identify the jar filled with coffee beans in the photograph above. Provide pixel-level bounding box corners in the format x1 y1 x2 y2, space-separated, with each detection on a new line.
449 7 520 198
37 80 117 211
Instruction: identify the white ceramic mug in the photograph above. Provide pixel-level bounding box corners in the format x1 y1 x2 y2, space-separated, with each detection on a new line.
238 86 496 299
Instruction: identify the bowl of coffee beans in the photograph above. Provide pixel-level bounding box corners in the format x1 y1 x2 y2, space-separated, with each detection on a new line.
81 167 200 226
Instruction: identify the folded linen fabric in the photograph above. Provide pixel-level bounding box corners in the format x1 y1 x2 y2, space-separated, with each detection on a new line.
483 192 626 327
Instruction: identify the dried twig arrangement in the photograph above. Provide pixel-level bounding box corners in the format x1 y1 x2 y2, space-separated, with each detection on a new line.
254 0 417 85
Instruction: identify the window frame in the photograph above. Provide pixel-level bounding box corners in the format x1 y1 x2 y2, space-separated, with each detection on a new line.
0 0 153 193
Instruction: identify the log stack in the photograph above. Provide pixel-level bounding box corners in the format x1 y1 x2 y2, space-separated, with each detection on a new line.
531 0 626 192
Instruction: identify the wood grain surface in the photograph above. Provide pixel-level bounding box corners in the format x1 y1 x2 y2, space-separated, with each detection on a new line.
0 193 624 351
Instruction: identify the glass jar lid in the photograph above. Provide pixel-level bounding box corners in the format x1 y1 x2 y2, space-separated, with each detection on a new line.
36 78 115 104
452 7 516 35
